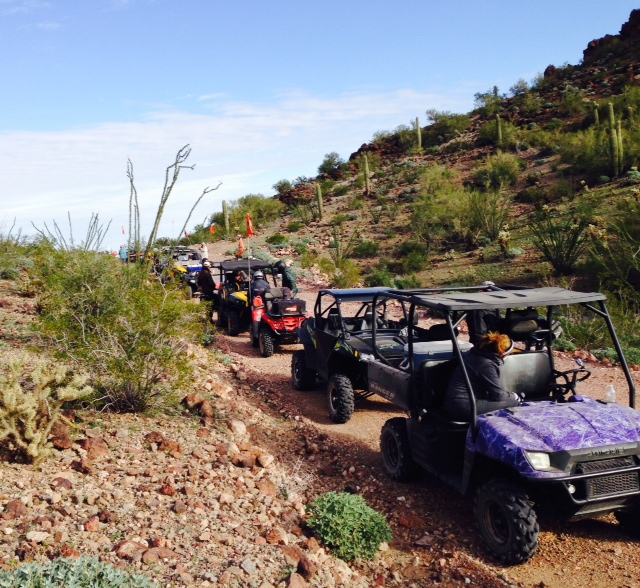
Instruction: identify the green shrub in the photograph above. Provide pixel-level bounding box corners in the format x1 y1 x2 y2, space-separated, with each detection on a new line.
403 250 427 273
364 264 394 287
466 190 513 241
394 274 422 289
332 184 350 197
330 214 349 227
554 337 577 352
287 221 303 233
318 152 346 179
292 241 308 255
423 109 471 146
531 213 590 274
37 251 197 413
0 556 156 587
331 259 361 289
353 240 379 258
273 179 293 195
477 119 519 149
306 492 392 561
473 151 523 189
266 233 288 245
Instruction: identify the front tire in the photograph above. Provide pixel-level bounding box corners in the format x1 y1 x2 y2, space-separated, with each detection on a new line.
291 350 316 391
474 478 539 565
380 418 415 482
259 328 275 357
227 310 240 336
327 373 354 424
615 509 640 538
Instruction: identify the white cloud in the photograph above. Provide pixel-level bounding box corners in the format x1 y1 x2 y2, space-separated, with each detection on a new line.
0 88 472 249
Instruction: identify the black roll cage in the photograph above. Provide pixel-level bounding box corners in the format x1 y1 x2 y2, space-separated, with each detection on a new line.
371 284 636 438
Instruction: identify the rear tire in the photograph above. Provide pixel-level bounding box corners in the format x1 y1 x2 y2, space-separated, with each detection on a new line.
327 374 354 424
474 478 539 565
259 328 275 357
615 509 640 538
380 418 415 482
227 310 240 336
291 350 316 391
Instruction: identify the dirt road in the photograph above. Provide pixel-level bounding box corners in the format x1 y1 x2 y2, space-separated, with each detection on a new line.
210 282 640 588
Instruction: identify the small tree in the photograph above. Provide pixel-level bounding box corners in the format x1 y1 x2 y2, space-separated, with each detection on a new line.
318 152 346 179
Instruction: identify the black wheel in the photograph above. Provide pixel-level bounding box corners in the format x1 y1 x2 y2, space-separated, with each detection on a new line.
380 418 415 482
474 478 539 565
216 308 227 329
615 509 640 538
259 328 275 357
227 310 240 336
249 325 259 347
291 350 316 391
327 373 354 424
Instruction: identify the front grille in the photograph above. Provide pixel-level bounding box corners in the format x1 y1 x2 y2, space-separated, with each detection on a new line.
586 472 639 499
577 456 634 474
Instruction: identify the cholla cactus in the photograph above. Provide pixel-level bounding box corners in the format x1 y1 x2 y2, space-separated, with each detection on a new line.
498 225 511 256
0 355 92 464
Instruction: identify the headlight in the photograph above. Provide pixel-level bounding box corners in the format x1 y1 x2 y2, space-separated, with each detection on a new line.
525 451 552 471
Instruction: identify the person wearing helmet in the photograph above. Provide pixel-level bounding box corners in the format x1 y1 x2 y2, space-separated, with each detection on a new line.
198 260 216 301
251 270 271 299
274 260 298 296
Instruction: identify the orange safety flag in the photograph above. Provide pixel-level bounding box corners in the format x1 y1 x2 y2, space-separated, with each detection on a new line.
209 225 216 234
237 238 245 257
246 214 254 237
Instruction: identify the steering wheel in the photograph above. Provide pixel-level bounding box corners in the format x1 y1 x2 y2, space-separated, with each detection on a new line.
550 360 591 400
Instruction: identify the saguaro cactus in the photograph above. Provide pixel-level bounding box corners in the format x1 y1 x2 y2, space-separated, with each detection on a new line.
316 184 324 220
415 116 422 150
617 119 624 175
496 114 503 148
223 200 230 235
608 102 620 177
593 102 600 126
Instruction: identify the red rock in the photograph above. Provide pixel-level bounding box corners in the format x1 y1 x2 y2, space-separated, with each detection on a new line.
256 478 277 497
114 540 145 560
195 428 210 438
50 420 73 450
144 431 165 444
306 537 321 553
58 544 80 559
232 452 256 468
172 500 187 513
141 547 179 563
255 536 267 546
84 516 99 532
297 555 320 579
98 510 117 523
280 544 305 565
159 484 177 496
266 527 288 545
200 400 215 418
78 437 110 459
158 439 181 454
182 393 205 410
51 477 72 491
288 572 310 587
71 459 92 474
149 537 166 548
4 500 26 518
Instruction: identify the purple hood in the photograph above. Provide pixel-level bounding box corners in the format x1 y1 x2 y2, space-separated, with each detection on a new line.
470 396 640 478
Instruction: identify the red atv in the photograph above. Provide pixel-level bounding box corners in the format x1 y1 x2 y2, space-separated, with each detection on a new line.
250 288 307 357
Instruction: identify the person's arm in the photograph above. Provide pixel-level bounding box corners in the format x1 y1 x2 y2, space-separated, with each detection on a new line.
476 361 511 401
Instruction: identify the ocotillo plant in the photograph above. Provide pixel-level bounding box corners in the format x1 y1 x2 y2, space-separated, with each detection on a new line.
316 184 324 220
608 102 620 177
363 153 371 196
223 200 230 235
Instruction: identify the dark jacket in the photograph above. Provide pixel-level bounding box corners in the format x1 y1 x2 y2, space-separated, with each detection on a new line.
197 267 216 300
251 278 271 298
281 267 298 296
444 347 519 421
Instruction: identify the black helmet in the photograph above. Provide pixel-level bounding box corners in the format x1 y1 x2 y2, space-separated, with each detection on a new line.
253 270 264 280
275 261 286 272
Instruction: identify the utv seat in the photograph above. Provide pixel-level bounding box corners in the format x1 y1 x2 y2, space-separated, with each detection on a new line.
500 351 553 399
323 309 342 336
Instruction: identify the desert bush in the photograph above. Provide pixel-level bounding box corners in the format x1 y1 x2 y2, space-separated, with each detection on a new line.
364 264 395 288
424 109 471 146
272 179 293 195
477 118 520 149
291 203 317 225
330 214 349 227
332 184 350 197
465 189 513 242
331 259 361 289
394 274 422 289
403 250 427 273
266 233 288 245
210 194 284 233
0 353 92 464
318 152 346 179
353 240 379 258
306 492 392 561
531 212 590 274
37 251 197 412
473 87 504 117
0 555 156 587
286 221 303 233
473 152 523 189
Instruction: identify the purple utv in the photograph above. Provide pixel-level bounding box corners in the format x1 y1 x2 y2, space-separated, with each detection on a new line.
368 284 640 565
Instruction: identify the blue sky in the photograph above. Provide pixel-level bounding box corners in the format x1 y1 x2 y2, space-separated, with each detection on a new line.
1 0 636 249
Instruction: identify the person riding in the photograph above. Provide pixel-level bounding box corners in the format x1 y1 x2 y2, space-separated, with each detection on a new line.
444 332 521 421
197 261 216 301
274 260 298 296
250 270 271 300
